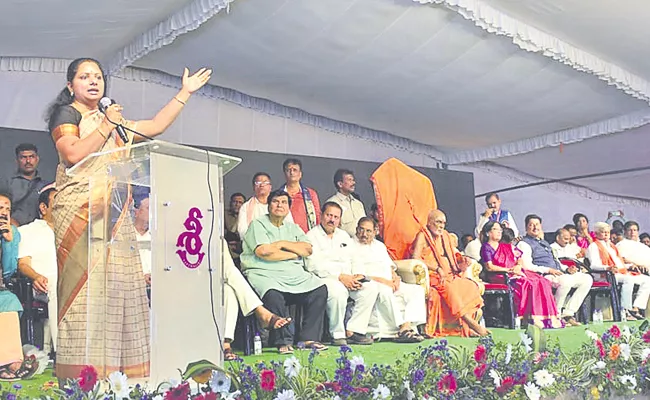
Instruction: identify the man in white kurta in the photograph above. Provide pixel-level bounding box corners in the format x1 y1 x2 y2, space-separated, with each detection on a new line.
237 172 294 238
351 218 426 341
617 221 650 270
17 187 58 354
551 228 583 261
586 222 650 319
306 202 378 345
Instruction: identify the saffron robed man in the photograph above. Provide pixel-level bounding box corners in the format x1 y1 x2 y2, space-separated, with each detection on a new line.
241 190 328 354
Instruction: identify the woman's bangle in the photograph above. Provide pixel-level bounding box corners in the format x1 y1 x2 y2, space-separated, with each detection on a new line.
173 96 186 106
97 126 108 139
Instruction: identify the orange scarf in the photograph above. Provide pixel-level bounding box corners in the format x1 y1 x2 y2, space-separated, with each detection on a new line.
422 228 460 275
595 240 629 274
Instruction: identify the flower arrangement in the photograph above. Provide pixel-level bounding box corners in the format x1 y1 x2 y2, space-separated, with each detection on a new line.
3 325 650 399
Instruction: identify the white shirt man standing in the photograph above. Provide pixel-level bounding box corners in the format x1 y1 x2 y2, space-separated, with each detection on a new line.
306 202 378 346
237 172 293 238
326 169 366 237
351 218 426 342
475 192 518 238
17 186 58 354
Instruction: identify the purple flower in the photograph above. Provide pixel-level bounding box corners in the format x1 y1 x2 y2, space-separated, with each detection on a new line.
12 384 22 390
440 339 448 347
7 394 16 400
340 345 352 354
412 369 425 385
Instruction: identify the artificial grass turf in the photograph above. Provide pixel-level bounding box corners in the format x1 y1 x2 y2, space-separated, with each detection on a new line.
11 320 643 397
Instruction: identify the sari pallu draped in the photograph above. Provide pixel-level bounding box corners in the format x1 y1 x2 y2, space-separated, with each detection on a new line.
51 107 150 380
413 229 483 337
481 243 563 329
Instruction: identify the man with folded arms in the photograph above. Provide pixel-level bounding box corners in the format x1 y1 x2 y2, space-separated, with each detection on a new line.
306 202 379 346
517 214 592 326
241 190 328 354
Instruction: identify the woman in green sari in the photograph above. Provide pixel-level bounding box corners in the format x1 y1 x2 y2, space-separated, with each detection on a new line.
46 58 211 380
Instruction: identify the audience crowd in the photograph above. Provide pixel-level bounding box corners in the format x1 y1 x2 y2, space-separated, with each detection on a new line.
2 144 650 376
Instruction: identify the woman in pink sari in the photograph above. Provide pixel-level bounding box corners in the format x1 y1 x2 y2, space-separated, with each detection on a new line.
480 221 563 329
573 213 596 249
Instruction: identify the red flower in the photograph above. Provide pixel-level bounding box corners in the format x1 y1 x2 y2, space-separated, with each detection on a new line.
77 365 98 392
437 373 457 395
317 382 341 393
496 376 515 395
474 345 487 363
260 369 276 392
165 382 190 400
606 370 614 380
596 340 606 358
643 330 650 343
353 387 370 393
195 394 217 400
473 364 487 379
609 325 621 339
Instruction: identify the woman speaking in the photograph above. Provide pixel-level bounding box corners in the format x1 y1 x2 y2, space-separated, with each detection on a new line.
46 58 211 380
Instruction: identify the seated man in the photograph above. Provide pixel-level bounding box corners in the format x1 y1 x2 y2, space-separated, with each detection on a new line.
222 238 290 360
610 228 624 245
551 228 583 261
517 215 592 326
0 190 37 380
587 222 650 320
306 202 378 346
616 221 650 270
412 210 487 337
17 187 58 355
241 190 328 354
351 217 425 342
640 232 650 247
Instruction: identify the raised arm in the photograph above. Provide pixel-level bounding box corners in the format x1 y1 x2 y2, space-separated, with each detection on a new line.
134 68 212 140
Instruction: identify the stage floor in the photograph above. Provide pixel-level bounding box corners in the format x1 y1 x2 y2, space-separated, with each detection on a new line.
13 320 643 397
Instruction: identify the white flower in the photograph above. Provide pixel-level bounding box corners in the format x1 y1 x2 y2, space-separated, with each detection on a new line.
373 384 391 399
489 369 501 388
283 356 301 378
108 371 130 399
209 370 232 394
619 375 637 390
524 382 541 400
534 369 555 388
224 391 242 400
505 344 512 364
402 380 415 400
274 389 296 400
152 395 163 400
642 348 650 360
592 360 606 370
520 333 533 352
585 329 599 341
622 325 632 339
333 396 342 400
350 355 365 371
620 343 631 361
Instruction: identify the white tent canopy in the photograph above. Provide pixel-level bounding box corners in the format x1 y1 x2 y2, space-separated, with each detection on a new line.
2 0 649 227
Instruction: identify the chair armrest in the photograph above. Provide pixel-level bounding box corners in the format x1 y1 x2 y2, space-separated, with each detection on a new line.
481 270 512 285
395 259 429 297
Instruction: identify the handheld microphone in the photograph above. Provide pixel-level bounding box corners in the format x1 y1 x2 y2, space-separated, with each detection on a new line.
98 97 130 144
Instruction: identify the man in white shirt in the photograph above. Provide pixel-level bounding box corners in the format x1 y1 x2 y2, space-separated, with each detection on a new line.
237 172 293 238
133 194 152 285
306 202 379 346
517 214 592 326
326 169 366 237
351 218 426 342
17 186 58 354
617 221 650 270
586 222 650 320
475 192 518 238
551 228 583 261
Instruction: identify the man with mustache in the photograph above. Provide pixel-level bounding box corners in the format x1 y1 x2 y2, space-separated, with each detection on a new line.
326 169 366 237
306 202 379 346
0 144 46 226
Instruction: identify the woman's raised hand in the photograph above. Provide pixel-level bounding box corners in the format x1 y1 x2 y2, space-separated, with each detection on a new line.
182 67 213 94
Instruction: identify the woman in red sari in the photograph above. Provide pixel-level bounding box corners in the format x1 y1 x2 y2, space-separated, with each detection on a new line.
480 221 563 329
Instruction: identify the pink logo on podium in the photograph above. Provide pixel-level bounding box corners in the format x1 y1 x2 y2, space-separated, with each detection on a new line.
176 207 205 269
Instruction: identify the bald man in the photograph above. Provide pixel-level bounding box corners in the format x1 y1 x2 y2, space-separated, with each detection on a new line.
411 210 487 337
